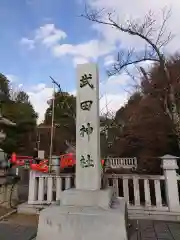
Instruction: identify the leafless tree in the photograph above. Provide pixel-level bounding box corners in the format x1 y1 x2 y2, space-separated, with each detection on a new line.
82 7 180 149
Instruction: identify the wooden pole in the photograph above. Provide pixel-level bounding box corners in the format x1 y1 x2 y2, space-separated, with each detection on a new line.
49 83 55 172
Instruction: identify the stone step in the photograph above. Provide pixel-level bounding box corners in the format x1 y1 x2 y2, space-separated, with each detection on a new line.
128 209 180 222
17 202 50 215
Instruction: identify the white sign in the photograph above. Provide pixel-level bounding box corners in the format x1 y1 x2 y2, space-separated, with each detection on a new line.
76 63 101 190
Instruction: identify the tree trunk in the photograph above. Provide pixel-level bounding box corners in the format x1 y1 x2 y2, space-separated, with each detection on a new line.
168 85 180 149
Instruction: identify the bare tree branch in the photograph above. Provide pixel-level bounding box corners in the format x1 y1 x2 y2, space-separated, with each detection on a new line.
82 7 172 72
155 8 173 46
82 5 180 148
107 56 159 76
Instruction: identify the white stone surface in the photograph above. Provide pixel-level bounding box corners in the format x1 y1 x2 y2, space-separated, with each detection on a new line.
161 155 180 212
76 63 101 190
36 198 128 240
60 188 113 208
161 154 179 170
28 170 38 204
38 150 45 159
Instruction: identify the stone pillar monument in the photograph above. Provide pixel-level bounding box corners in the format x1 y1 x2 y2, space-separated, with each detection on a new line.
76 63 101 190
36 63 128 240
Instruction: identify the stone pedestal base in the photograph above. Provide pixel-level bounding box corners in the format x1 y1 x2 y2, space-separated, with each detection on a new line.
36 196 128 240
60 188 113 208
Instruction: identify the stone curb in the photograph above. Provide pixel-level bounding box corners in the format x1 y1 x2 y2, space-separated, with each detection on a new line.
0 209 17 221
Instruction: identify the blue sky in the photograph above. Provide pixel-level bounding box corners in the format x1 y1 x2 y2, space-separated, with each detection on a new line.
0 0 94 89
0 0 179 122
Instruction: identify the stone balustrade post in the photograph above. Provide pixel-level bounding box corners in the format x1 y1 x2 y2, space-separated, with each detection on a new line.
28 170 37 204
161 154 180 212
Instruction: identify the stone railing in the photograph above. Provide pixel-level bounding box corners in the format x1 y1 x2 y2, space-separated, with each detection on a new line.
105 174 167 210
28 172 75 204
27 155 180 216
105 157 137 169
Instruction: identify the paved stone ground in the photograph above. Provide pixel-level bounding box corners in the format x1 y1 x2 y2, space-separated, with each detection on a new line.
0 223 36 240
129 220 180 240
0 214 38 240
3 213 39 226
0 216 180 239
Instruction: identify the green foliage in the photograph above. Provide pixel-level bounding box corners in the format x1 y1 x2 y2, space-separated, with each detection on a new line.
0 74 10 98
41 91 76 155
15 91 30 103
0 73 37 154
45 91 75 124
